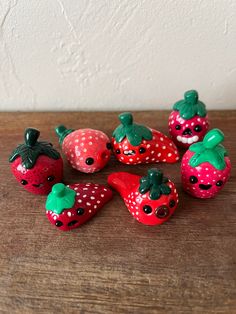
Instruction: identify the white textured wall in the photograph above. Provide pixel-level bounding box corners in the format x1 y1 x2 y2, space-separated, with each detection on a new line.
0 0 236 111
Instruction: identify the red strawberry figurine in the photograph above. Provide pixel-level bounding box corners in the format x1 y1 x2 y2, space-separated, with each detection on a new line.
45 182 112 231
181 129 231 198
108 168 178 226
169 90 209 148
9 128 63 195
55 125 111 173
112 112 179 165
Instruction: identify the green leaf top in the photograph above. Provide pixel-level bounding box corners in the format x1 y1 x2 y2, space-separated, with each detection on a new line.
112 112 152 146
9 128 60 169
189 128 228 170
46 183 76 214
55 125 74 145
173 90 207 120
139 168 171 200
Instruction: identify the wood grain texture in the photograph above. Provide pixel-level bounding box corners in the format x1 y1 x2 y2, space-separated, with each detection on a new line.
0 111 235 314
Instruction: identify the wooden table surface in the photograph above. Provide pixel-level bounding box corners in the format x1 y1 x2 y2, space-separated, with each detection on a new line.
0 111 235 314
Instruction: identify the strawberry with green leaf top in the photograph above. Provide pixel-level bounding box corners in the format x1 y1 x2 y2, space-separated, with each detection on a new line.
45 182 112 231
169 90 209 148
108 168 178 225
181 129 231 198
112 112 179 165
9 128 63 195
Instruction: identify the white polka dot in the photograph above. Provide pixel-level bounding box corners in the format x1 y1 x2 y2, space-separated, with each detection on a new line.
168 153 172 157
78 199 82 203
67 211 72 217
86 202 91 206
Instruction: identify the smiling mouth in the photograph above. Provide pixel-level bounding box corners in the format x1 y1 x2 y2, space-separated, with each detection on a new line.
199 184 212 190
124 150 135 156
177 135 199 144
33 183 44 188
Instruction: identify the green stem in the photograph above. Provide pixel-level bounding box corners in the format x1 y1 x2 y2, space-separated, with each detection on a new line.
119 112 133 126
55 125 74 145
184 90 198 104
52 183 66 197
203 129 224 149
24 128 40 147
148 169 163 186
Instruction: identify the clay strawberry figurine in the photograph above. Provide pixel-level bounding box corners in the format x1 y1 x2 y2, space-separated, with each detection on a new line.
9 128 63 195
169 90 209 148
181 129 231 198
55 125 111 173
112 112 179 165
108 168 178 226
45 182 112 231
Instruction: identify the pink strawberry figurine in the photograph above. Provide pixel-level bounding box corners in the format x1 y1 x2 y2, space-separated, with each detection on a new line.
108 168 178 226
169 90 209 148
181 129 231 198
55 125 111 173
45 182 112 231
9 128 63 195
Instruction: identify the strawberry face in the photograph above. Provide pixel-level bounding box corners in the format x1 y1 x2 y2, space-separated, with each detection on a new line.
181 129 231 198
55 126 111 173
108 169 178 226
169 90 209 148
9 128 63 195
45 183 112 231
112 112 179 165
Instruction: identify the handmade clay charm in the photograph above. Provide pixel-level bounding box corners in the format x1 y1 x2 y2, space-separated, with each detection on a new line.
55 125 111 173
169 90 209 148
112 112 179 164
45 182 113 231
181 129 231 198
108 168 178 225
9 128 63 195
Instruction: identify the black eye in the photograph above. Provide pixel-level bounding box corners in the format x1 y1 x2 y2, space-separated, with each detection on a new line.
77 208 84 215
189 176 198 184
169 200 176 208
85 157 94 165
143 205 152 214
194 125 202 132
55 221 63 227
106 143 112 150
116 149 121 154
21 179 28 185
47 175 55 182
175 125 181 130
139 147 146 154
216 180 223 187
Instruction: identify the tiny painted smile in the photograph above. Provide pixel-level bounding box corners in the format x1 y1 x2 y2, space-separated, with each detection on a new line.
176 135 199 145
